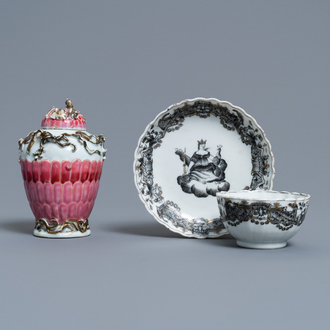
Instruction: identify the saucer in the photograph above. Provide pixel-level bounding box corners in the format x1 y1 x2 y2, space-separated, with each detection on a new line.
133 98 275 238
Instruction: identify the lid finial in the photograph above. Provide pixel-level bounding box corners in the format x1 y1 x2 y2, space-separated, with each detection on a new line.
41 99 86 130
65 98 73 109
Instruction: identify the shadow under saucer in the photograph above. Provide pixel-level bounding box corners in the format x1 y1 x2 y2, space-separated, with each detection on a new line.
106 221 183 238
106 221 236 241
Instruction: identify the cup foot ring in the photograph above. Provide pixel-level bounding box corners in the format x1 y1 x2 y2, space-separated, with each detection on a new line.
236 240 287 249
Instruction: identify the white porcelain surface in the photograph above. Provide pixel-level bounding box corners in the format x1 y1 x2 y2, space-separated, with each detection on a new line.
134 98 275 238
217 190 310 249
19 129 106 163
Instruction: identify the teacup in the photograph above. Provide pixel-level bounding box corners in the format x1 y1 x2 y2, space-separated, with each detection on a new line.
217 190 310 249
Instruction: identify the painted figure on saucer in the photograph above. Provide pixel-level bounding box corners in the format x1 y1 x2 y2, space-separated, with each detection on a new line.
175 139 230 198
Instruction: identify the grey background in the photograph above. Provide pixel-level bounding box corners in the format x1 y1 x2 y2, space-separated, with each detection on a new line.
0 1 329 329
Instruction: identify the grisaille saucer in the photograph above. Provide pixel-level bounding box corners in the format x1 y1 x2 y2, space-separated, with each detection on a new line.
133 98 275 238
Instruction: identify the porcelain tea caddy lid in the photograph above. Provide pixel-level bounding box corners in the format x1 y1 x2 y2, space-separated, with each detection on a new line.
41 98 87 130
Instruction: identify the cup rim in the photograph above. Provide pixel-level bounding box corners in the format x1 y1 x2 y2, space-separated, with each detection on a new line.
216 190 310 202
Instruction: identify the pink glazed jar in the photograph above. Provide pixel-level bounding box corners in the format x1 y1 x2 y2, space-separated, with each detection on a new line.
18 99 107 238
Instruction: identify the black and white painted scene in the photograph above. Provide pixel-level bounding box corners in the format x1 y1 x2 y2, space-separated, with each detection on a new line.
151 113 253 222
175 140 230 198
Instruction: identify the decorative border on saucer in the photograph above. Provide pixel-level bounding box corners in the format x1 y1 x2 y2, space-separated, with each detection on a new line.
133 98 275 238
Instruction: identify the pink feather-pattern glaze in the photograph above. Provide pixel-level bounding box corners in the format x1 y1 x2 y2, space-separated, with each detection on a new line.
21 159 103 223
41 112 86 130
